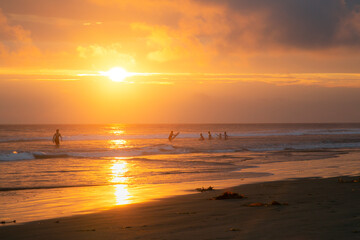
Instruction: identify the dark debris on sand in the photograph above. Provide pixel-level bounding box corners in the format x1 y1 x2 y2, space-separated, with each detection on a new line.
338 177 360 183
212 191 246 200
246 201 288 207
196 186 214 192
229 228 241 231
0 220 16 224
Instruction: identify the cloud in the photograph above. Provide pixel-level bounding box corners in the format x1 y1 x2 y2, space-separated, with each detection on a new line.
1 0 360 74
126 0 360 72
76 43 136 69
129 2 223 66
131 23 198 63
0 9 30 43
137 72 360 88
3 1 360 53
0 8 40 66
195 0 360 51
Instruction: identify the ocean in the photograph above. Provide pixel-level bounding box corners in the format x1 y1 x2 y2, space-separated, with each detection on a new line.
1 123 360 223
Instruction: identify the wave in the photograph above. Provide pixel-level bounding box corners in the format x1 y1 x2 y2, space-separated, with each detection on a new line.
0 144 192 161
2 140 360 161
0 137 51 143
0 134 173 143
247 142 360 152
0 152 71 161
0 183 115 192
231 129 360 137
0 152 35 161
2 128 360 143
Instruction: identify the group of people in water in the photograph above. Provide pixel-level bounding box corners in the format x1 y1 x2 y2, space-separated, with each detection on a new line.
199 131 228 141
168 131 228 141
53 129 228 145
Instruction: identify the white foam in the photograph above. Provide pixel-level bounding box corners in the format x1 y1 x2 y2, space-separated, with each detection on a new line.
0 152 35 161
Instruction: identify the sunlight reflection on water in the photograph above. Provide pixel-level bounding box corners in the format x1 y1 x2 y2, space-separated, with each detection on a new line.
108 139 128 149
109 159 132 205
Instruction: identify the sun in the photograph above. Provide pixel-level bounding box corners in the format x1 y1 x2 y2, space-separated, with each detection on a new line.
101 67 131 82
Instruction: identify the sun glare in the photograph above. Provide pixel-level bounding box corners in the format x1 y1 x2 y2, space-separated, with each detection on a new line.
101 67 131 82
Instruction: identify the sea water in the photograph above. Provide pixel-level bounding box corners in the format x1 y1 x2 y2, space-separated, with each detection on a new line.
1 123 360 223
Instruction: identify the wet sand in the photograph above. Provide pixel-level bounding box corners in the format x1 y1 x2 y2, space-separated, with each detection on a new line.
1 176 360 240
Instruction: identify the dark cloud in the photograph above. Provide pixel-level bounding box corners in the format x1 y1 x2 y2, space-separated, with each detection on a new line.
197 0 360 50
0 0 182 25
3 0 360 51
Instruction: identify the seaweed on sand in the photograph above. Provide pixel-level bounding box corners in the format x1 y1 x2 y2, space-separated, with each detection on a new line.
0 220 16 224
196 186 214 192
246 201 288 207
212 191 246 200
338 177 360 183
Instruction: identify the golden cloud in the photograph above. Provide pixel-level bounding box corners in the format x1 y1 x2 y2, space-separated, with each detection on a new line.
0 9 41 67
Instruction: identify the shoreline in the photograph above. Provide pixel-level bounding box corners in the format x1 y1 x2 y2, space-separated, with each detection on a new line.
2 148 360 226
1 175 360 239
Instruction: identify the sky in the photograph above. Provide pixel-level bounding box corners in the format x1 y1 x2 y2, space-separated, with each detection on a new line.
1 0 360 123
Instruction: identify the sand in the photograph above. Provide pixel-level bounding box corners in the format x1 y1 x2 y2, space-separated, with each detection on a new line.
1 176 360 240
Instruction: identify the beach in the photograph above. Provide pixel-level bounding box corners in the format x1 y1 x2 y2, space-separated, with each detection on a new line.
1 124 360 239
1 0 360 238
1 175 360 240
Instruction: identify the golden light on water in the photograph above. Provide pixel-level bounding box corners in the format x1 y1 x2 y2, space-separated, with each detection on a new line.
110 160 132 205
110 160 129 183
112 130 125 135
107 125 126 135
108 126 127 149
109 139 127 149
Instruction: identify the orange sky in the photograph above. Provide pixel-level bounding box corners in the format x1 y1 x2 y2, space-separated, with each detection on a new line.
1 0 360 123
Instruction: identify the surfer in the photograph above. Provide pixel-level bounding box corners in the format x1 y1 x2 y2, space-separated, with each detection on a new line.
168 131 180 141
208 131 212 140
224 131 228 140
52 129 63 146
199 133 205 141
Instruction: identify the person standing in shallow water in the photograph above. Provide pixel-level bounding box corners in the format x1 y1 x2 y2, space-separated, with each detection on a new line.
208 131 212 140
199 133 205 141
53 129 62 146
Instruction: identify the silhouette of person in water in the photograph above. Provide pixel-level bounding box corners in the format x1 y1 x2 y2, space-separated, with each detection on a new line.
217 133 222 140
168 131 180 141
52 129 62 146
224 131 228 140
199 133 205 141
208 131 212 140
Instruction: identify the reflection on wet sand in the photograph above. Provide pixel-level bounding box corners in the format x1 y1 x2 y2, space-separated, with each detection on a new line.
110 159 131 205
113 184 131 205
